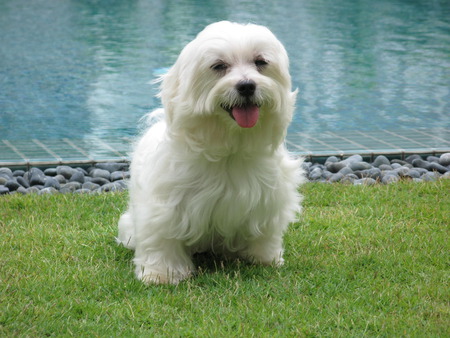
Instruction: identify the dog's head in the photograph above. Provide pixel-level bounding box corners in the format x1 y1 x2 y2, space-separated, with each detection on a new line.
160 21 297 153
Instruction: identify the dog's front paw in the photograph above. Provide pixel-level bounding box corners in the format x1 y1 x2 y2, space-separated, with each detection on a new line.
135 265 192 285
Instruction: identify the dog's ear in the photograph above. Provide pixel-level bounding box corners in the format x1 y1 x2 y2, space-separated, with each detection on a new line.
159 64 181 125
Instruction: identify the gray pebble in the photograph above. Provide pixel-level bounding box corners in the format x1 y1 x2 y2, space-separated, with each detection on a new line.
56 165 77 179
349 161 373 171
38 187 59 195
309 167 323 180
429 162 449 174
0 185 10 194
412 159 432 170
329 172 344 183
90 177 110 186
354 178 377 185
97 182 126 192
91 168 111 181
405 169 421 179
54 174 67 184
438 153 450 166
325 156 339 164
427 156 440 163
422 172 440 181
82 182 100 191
13 170 25 177
382 175 400 184
111 171 130 181
326 161 347 173
372 155 390 167
342 154 363 163
405 154 422 164
69 171 85 184
44 177 61 190
29 168 46 186
0 177 7 185
26 186 40 194
44 168 57 176
16 176 30 188
355 168 382 180
0 168 13 179
379 164 393 171
74 189 92 194
338 166 354 176
95 162 129 173
60 182 82 193
5 179 21 191
340 174 358 184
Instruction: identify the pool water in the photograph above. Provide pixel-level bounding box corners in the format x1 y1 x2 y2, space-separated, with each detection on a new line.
1 0 449 149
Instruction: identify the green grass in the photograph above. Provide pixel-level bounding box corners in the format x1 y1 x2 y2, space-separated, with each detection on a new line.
1 180 449 336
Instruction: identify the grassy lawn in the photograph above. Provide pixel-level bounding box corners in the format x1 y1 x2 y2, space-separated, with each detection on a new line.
1 180 449 336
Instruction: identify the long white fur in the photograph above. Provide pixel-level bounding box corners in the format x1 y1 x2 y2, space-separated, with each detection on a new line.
117 21 305 284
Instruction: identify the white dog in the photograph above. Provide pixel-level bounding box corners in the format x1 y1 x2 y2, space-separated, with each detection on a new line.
117 21 304 284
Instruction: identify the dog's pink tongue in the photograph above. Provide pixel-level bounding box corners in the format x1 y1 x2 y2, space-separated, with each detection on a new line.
232 105 259 128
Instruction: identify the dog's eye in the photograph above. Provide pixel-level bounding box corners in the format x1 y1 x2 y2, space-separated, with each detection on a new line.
211 62 228 72
254 58 268 69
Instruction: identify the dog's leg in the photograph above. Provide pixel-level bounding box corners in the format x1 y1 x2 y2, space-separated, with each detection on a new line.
242 232 285 266
133 239 194 285
117 211 136 250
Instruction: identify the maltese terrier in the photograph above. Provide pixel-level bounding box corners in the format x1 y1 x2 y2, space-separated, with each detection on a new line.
117 21 304 284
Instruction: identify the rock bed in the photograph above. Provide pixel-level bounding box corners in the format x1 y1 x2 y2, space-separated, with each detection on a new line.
0 153 449 195
303 153 450 185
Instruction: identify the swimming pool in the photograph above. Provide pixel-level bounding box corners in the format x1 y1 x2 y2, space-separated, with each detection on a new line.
1 0 449 163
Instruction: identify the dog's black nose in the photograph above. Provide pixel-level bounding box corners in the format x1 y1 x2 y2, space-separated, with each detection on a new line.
236 80 256 97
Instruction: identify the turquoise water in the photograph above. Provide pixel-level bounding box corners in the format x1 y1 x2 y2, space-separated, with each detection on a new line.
1 0 449 141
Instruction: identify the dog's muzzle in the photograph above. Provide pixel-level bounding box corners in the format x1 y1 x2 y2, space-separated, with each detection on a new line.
222 80 260 128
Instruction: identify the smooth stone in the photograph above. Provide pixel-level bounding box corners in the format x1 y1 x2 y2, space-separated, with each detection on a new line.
354 178 377 185
0 177 7 185
74 189 91 194
13 170 25 177
427 156 439 163
391 159 408 166
405 169 421 179
38 187 59 195
97 182 126 192
0 168 13 178
340 174 358 184
338 167 354 176
75 167 88 176
379 164 393 171
60 182 82 193
342 155 363 163
0 185 10 194
405 154 422 164
29 168 46 186
95 162 129 173
16 186 27 194
54 174 67 184
90 177 110 186
16 176 30 188
82 182 100 191
309 167 323 180
26 186 40 194
5 179 21 191
395 167 410 177
391 163 402 169
326 161 347 173
438 153 450 166
412 159 431 170
322 170 333 180
442 172 450 179
421 172 440 181
56 165 77 179
69 171 85 184
325 156 339 164
329 172 344 183
91 168 111 181
372 155 390 167
44 177 61 190
355 168 381 180
429 162 449 174
44 168 57 176
349 161 373 171
111 171 130 182
382 175 400 184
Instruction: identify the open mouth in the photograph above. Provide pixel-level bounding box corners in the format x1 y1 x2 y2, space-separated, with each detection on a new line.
222 103 260 128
